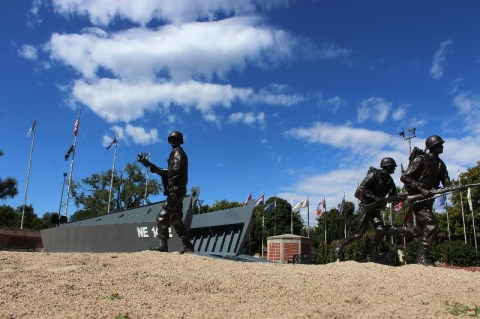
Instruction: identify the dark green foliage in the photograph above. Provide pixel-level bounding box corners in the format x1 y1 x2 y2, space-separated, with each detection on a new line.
0 150 18 200
444 241 479 267
70 163 161 221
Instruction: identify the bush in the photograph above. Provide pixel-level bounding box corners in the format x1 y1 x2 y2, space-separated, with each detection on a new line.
402 239 479 266
444 241 479 267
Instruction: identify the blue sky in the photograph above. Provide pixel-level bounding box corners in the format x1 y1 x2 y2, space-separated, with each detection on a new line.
1 0 480 227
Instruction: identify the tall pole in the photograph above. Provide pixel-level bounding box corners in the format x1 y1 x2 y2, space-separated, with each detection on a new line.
58 173 67 215
467 187 478 252
290 195 293 234
64 112 81 219
107 139 118 214
21 120 37 229
143 149 150 205
307 198 310 238
458 171 467 243
400 128 416 227
262 212 265 257
445 199 451 262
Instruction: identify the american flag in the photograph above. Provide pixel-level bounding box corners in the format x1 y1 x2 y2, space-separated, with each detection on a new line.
316 197 326 216
73 116 80 136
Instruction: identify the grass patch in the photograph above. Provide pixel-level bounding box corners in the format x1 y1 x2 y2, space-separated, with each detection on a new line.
109 293 121 300
445 301 480 317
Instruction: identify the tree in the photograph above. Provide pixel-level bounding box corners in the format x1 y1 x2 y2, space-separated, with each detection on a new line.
70 162 162 221
0 150 18 200
0 205 19 228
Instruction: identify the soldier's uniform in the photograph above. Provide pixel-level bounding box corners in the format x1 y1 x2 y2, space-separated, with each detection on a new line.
400 135 450 265
334 158 397 261
139 131 194 253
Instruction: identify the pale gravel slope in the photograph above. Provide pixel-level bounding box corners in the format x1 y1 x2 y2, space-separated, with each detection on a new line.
1 251 479 318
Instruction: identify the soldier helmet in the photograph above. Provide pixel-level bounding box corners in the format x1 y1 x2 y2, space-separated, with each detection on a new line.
425 135 444 149
168 131 184 144
380 157 397 168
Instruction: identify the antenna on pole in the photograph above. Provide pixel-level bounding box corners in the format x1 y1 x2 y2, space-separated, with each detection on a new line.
399 127 416 154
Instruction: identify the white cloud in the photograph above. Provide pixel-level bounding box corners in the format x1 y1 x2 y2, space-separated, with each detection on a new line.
228 112 265 126
392 104 408 121
430 39 452 80
452 91 480 135
48 16 298 82
71 78 253 123
251 84 305 106
285 122 394 154
18 45 38 60
50 0 290 26
357 97 391 123
125 124 159 145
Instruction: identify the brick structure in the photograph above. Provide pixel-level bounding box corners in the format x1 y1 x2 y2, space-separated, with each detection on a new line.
0 228 43 251
266 234 312 264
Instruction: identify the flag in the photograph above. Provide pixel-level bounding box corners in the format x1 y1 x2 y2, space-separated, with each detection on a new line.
292 198 308 212
73 115 80 136
264 201 275 213
255 194 265 207
437 194 447 207
65 144 74 161
316 197 326 216
338 195 345 214
393 201 403 212
106 135 118 150
26 119 37 137
467 187 474 213
243 193 252 207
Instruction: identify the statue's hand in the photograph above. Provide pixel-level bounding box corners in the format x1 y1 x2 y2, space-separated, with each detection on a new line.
418 187 430 197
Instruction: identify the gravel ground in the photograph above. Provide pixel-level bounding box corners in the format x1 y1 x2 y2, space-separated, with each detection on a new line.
1 251 479 318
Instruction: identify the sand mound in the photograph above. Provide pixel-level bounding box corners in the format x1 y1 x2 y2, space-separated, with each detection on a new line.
1 251 479 318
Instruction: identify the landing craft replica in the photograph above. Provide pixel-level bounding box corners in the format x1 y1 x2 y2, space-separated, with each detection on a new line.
41 187 256 258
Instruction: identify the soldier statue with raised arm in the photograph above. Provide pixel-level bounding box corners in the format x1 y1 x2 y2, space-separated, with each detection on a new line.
137 131 194 254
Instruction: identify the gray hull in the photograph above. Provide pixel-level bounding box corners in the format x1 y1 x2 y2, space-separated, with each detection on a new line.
40 187 255 257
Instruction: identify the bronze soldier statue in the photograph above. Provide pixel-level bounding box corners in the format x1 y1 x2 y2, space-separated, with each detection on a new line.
334 157 399 261
137 131 194 254
400 135 450 266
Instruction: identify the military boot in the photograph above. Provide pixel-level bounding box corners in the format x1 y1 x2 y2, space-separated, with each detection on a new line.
179 236 194 254
150 239 168 252
415 245 435 266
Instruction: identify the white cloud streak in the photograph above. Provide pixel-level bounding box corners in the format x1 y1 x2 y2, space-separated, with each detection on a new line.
430 39 452 80
357 97 391 123
285 122 394 154
50 0 291 26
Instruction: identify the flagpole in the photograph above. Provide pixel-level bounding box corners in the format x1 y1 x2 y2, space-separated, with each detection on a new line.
58 172 67 215
307 197 310 238
107 139 118 214
274 198 277 235
20 120 37 229
445 199 451 263
389 203 393 244
290 195 293 234
143 149 150 205
459 171 467 243
64 112 81 219
262 212 265 258
468 188 478 252
324 199 327 244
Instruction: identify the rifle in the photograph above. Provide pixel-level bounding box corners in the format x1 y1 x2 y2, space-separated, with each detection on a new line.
137 153 169 195
405 182 480 204
363 183 480 210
